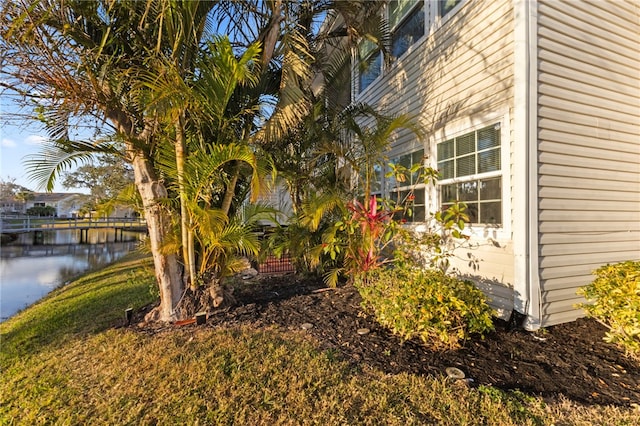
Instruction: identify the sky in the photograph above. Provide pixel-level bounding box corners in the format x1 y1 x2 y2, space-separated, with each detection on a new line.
0 94 82 193
0 120 55 192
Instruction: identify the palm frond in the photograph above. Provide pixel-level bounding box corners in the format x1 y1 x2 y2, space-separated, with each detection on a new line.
194 37 262 123
323 267 345 288
24 139 122 191
218 220 261 258
254 25 314 144
238 201 281 227
299 190 344 232
95 182 143 216
182 143 259 203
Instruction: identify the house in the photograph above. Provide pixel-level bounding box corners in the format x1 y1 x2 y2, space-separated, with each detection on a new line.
25 193 88 218
349 0 639 329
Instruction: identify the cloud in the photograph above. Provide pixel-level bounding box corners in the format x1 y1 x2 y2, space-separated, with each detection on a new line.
1 138 17 148
25 135 49 146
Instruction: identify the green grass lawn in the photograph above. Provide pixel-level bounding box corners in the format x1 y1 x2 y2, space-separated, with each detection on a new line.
1 253 637 425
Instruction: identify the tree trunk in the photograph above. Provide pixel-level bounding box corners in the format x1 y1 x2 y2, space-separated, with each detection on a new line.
131 154 183 322
220 162 240 217
261 0 283 67
174 117 197 290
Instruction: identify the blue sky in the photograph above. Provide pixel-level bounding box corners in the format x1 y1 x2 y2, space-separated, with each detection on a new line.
0 119 57 192
1 94 80 193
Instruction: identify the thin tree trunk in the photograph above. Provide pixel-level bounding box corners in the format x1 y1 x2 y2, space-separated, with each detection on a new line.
174 117 197 290
214 161 241 308
220 162 240 217
261 0 283 67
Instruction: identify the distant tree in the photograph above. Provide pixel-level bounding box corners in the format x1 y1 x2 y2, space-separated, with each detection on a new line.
62 155 134 201
0 177 32 199
15 190 35 203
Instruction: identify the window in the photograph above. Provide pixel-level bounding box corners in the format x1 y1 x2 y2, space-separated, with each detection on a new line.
388 149 425 222
437 124 502 225
390 0 425 58
439 0 462 18
355 1 465 95
357 1 425 93
358 40 382 93
371 163 384 195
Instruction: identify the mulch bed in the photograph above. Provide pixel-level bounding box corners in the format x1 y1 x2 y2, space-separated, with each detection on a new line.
136 274 640 407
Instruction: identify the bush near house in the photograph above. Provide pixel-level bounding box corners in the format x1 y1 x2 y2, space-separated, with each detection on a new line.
315 184 493 350
578 260 640 358
357 267 495 350
26 205 56 216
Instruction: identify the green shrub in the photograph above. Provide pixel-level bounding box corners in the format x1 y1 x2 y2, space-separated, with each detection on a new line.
356 267 495 350
577 260 640 358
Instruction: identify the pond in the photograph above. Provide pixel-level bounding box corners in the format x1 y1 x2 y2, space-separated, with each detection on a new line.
0 229 144 322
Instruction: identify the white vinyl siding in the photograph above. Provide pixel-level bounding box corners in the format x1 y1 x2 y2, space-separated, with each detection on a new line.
536 0 640 326
355 0 514 120
350 0 639 328
356 0 516 317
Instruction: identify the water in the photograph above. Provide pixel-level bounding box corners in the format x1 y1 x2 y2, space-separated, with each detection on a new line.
0 229 143 322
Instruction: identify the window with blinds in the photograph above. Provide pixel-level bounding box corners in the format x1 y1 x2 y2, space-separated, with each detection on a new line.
437 124 502 225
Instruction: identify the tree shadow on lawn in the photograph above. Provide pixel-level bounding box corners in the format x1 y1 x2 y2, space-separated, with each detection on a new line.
137 273 640 408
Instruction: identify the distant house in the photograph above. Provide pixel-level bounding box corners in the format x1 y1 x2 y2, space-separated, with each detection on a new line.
344 0 639 329
0 198 26 215
25 193 87 218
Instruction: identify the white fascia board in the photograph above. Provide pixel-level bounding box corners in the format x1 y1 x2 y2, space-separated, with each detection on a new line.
512 0 541 330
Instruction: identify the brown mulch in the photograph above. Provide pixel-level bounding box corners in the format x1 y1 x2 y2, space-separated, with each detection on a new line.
136 274 640 407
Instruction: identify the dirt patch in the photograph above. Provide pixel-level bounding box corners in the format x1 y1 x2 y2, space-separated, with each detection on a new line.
136 274 640 407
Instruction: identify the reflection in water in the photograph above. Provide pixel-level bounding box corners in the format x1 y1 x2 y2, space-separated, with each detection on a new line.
8 228 138 246
0 229 143 322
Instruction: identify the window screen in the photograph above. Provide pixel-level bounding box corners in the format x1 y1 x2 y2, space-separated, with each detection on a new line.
437 124 502 225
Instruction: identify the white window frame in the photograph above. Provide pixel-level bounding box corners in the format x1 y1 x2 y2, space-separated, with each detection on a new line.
355 0 467 96
430 114 511 237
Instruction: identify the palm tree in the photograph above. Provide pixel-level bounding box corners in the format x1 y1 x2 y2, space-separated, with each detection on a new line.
142 31 265 290
1 0 212 321
1 0 395 321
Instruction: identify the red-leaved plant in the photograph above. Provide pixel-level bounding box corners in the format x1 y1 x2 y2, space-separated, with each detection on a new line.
321 194 399 286
346 195 394 272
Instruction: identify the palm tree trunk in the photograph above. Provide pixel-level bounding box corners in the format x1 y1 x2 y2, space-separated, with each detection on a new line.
261 0 283 66
220 162 240 217
174 117 197 290
131 154 183 322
